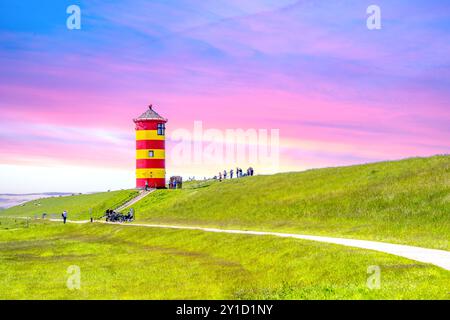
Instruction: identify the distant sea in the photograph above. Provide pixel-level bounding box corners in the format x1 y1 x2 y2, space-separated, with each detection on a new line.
0 193 73 210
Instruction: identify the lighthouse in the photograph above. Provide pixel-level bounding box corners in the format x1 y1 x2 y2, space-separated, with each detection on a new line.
133 105 167 189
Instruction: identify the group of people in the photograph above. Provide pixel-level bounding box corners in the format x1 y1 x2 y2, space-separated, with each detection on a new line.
104 208 134 223
169 176 183 189
57 208 134 224
215 167 254 181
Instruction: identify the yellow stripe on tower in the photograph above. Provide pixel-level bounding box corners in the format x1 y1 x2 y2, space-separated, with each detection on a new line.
136 130 165 141
136 168 166 179
136 149 165 160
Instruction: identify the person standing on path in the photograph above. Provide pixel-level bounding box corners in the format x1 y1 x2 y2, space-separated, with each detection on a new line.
62 210 67 224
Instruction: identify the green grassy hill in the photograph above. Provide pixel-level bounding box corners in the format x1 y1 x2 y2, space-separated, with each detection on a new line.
130 155 450 250
2 156 448 249
0 189 138 220
0 155 449 299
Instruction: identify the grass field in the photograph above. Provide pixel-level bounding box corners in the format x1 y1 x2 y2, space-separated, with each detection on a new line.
0 155 449 299
0 216 30 230
0 221 449 299
1 189 138 220
3 156 447 252
129 155 450 250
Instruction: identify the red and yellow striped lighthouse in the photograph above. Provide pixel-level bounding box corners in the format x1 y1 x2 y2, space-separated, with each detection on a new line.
133 105 167 189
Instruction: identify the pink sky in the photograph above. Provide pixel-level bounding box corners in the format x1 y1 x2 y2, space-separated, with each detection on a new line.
0 0 449 193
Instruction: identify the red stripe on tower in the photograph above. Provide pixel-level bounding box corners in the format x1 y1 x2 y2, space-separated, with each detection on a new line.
136 159 165 169
136 140 165 150
135 121 160 130
136 178 166 189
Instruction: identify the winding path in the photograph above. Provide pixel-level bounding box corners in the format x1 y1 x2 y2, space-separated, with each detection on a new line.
114 189 155 212
48 218 450 271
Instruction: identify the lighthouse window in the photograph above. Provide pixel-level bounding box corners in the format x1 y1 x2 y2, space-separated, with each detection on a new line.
148 150 154 158
157 123 165 135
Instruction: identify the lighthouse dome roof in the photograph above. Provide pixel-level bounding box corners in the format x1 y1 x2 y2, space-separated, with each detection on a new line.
134 105 167 122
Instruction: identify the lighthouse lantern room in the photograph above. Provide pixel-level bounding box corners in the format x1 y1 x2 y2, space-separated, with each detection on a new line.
133 105 167 189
